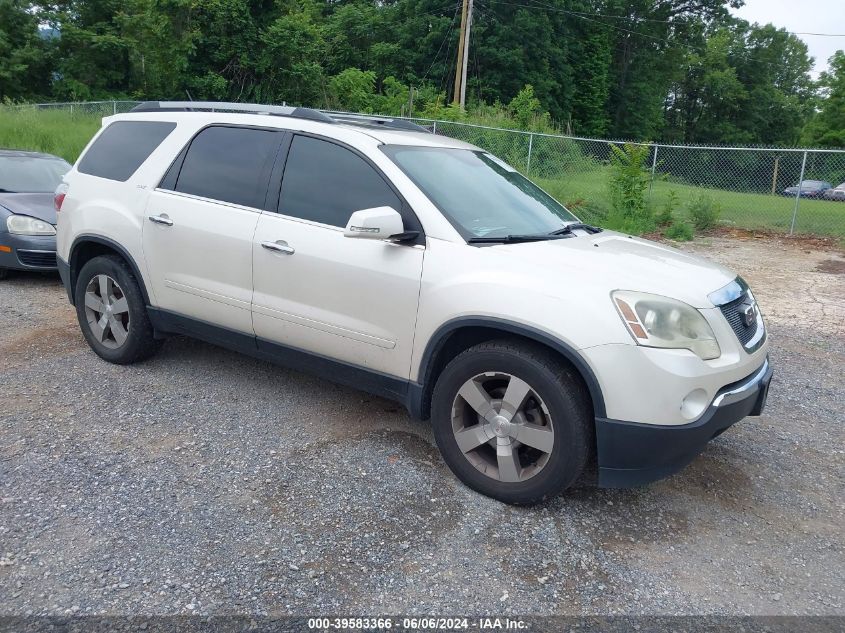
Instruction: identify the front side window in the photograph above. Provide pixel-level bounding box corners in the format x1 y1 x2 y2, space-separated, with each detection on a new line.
0 155 71 193
173 126 280 208
78 121 176 182
278 135 401 227
382 146 577 239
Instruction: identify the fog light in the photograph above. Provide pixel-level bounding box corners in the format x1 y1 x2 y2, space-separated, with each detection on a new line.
681 389 709 421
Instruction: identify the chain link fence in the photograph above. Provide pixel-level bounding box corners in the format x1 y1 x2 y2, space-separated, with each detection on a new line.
6 101 845 238
414 119 845 239
11 100 143 116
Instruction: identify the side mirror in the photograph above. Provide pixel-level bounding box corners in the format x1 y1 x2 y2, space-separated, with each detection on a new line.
343 206 405 240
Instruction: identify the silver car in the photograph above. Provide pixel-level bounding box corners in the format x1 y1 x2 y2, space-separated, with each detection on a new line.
823 182 845 201
0 149 71 279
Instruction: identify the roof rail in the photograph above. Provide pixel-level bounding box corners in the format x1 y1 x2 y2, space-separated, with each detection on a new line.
129 101 432 133
328 113 432 134
130 101 334 123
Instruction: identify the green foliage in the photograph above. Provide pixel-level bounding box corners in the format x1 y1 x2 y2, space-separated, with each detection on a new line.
0 0 52 101
508 85 549 131
328 68 376 112
663 22 815 146
664 222 694 241
606 143 654 233
655 190 679 227
687 194 721 230
0 0 826 146
803 51 845 148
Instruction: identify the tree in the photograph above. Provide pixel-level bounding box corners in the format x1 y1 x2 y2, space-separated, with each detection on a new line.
0 0 52 101
328 67 376 112
9 0 830 148
663 20 814 145
803 50 845 148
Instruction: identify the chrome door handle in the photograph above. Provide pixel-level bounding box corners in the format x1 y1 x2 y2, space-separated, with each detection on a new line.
148 214 174 227
261 240 295 255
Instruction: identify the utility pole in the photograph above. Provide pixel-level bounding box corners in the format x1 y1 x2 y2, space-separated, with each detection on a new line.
452 0 473 108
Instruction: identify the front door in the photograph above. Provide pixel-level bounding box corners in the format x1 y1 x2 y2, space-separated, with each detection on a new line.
252 134 424 379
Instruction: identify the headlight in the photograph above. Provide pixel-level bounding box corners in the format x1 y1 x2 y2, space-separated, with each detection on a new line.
612 290 721 360
6 215 56 236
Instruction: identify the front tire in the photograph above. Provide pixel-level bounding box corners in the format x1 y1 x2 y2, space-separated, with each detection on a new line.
0 268 9 280
74 255 161 364
431 340 593 504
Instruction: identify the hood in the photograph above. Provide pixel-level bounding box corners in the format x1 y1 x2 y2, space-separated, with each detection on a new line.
494 231 736 309
0 193 57 225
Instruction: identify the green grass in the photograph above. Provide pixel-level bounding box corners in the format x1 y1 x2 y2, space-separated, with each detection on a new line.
0 108 101 163
537 167 845 239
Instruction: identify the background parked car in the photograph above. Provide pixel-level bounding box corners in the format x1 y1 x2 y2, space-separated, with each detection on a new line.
822 182 845 201
0 149 70 279
782 180 832 198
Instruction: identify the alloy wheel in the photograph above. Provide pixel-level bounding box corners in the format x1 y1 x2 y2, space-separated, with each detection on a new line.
83 274 130 349
451 372 555 482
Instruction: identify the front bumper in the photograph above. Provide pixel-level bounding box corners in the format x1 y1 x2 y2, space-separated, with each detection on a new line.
596 357 773 488
0 231 58 271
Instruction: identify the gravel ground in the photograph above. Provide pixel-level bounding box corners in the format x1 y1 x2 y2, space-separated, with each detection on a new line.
0 235 843 617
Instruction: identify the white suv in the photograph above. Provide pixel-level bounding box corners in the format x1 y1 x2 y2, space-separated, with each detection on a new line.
56 101 772 504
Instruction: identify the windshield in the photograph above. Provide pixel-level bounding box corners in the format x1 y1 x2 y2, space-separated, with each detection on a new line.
0 155 71 193
382 146 578 239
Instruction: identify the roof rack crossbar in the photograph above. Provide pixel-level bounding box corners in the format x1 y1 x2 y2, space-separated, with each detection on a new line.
130 101 334 123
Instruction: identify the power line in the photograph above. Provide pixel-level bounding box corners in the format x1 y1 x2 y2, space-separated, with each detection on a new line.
792 32 845 37
420 2 463 83
438 4 462 95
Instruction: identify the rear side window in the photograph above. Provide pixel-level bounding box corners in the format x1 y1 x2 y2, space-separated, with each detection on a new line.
78 121 176 181
172 126 280 208
279 135 401 227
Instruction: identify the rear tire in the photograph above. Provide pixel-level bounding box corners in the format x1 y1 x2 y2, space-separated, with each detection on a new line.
74 255 161 364
431 339 593 504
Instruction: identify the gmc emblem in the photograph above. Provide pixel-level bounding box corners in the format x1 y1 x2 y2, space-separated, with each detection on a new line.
740 303 756 327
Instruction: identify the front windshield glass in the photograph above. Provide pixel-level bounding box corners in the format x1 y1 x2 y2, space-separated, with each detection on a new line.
382 146 578 239
0 155 71 193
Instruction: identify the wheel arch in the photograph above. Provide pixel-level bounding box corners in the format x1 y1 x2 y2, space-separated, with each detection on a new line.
410 317 606 420
68 235 151 306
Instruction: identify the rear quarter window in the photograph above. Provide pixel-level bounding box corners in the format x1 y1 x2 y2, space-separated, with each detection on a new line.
78 120 176 181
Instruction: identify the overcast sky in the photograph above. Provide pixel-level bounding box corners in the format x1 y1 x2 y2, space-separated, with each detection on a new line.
731 0 845 77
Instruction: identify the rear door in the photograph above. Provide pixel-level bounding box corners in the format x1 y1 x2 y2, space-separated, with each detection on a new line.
252 133 425 380
143 125 283 334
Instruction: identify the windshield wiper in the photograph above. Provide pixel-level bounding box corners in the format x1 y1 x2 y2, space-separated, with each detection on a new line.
549 222 603 236
0 188 16 193
467 234 565 244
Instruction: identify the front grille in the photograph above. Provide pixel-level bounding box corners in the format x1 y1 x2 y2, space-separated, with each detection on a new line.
719 293 759 347
17 249 57 268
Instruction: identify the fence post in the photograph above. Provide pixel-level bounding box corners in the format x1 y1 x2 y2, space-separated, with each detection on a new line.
648 144 659 201
113 100 117 115
790 151 807 235
526 133 534 174
432 121 437 135
771 156 779 195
